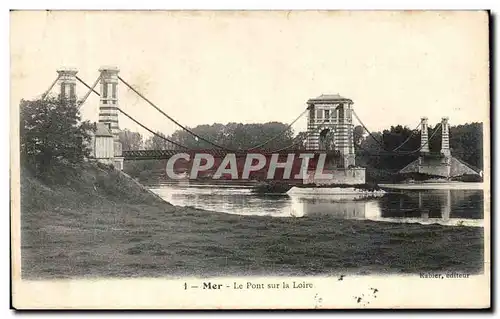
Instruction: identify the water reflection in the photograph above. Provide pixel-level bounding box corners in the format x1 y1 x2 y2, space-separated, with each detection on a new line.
150 185 483 227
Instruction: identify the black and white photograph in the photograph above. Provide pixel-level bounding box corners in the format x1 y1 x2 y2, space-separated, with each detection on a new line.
10 10 491 309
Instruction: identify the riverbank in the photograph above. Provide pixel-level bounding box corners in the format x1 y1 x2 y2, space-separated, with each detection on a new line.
379 182 484 190
20 164 484 278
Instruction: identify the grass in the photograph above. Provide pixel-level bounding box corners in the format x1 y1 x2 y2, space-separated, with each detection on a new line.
20 163 484 279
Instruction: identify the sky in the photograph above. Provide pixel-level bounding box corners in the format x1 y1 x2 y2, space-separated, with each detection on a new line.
10 10 489 138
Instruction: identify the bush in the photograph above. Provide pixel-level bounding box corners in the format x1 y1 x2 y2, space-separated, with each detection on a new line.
20 97 95 179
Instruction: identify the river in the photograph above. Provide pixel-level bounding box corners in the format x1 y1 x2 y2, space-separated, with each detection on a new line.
150 183 484 228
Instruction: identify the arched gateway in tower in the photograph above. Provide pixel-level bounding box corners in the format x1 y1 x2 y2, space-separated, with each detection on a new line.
306 94 356 168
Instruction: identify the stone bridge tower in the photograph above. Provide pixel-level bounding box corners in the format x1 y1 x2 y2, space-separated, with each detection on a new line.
441 117 451 157
51 66 125 170
400 117 481 178
420 117 430 153
305 94 355 168
98 66 123 163
98 67 120 145
56 68 78 101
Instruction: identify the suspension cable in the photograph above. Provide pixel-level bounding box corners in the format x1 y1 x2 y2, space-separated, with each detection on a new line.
75 76 187 149
354 142 414 157
77 74 441 155
245 108 308 151
352 109 387 149
391 121 421 151
41 74 61 100
355 122 443 156
353 109 441 154
403 122 442 154
117 108 189 150
76 75 100 96
78 75 101 108
118 76 235 151
269 136 305 153
269 107 338 152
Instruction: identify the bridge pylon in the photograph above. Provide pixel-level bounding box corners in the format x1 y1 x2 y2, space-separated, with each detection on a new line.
56 66 125 170
305 94 356 168
419 117 430 154
400 117 480 178
98 67 120 143
303 94 365 185
98 66 124 169
56 68 78 101
440 117 451 158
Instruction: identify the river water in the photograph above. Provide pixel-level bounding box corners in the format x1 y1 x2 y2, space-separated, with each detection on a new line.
150 183 484 227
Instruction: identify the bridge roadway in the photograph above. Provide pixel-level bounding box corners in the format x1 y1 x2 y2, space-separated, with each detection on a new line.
122 149 342 160
122 149 345 180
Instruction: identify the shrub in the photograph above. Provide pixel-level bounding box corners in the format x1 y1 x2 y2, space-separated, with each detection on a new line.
20 97 95 179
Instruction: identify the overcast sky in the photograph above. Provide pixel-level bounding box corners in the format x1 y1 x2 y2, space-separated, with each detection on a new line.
11 10 489 138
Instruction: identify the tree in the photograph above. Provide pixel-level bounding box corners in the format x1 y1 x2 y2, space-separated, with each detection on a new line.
449 122 483 169
293 131 308 150
119 129 143 151
144 131 175 150
20 97 95 175
167 122 296 150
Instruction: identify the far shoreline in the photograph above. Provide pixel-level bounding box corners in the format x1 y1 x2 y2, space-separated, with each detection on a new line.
379 182 484 190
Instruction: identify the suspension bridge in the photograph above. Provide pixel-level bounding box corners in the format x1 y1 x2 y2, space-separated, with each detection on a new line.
39 66 480 184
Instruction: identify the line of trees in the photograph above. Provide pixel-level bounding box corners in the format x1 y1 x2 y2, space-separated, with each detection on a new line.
354 122 483 182
121 121 483 183
120 123 364 152
121 121 483 172
19 95 483 185
119 122 298 151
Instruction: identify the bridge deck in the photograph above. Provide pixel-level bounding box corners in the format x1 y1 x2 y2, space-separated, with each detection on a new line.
122 149 342 160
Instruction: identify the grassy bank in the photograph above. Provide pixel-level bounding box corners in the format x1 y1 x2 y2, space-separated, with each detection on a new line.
20 163 484 279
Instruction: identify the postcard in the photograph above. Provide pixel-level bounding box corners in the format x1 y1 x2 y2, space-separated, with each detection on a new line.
10 10 490 309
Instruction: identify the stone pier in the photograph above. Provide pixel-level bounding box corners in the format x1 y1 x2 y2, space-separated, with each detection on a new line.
399 117 480 178
304 94 365 185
